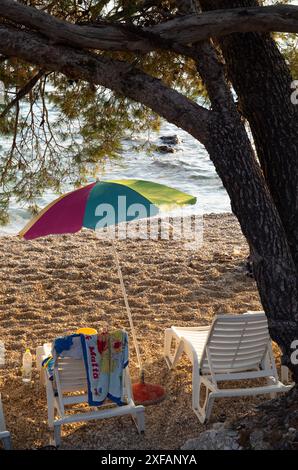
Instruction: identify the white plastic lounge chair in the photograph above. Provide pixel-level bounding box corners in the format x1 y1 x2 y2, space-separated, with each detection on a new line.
164 312 292 423
36 342 145 446
0 393 11 450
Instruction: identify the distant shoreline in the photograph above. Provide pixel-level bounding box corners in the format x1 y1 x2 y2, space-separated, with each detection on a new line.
0 211 233 239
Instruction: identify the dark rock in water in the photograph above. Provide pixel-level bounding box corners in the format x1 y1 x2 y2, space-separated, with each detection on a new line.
160 134 180 145
156 145 176 154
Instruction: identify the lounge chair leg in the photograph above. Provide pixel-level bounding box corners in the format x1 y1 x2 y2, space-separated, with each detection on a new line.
164 330 175 369
281 366 289 383
171 341 185 369
268 387 277 399
133 408 145 434
205 394 215 422
192 371 200 411
262 353 278 399
48 404 55 430
164 331 184 369
192 376 215 424
2 435 12 450
54 424 61 447
193 406 206 424
265 375 277 399
46 386 55 428
192 375 207 424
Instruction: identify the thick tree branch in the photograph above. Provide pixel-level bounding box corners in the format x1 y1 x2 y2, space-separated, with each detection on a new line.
0 25 211 145
0 0 154 53
0 69 45 118
154 4 298 41
175 1 235 113
0 1 298 55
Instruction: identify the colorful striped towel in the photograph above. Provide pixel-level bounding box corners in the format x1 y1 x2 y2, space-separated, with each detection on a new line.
44 330 129 406
81 330 129 406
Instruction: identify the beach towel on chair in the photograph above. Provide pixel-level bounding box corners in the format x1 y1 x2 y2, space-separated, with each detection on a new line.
108 330 129 404
43 334 83 381
81 330 129 406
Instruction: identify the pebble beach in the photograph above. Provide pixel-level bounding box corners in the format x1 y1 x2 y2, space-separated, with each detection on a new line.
0 213 280 449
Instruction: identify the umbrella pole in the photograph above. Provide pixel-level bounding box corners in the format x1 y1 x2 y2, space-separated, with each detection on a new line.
111 239 166 405
111 239 143 373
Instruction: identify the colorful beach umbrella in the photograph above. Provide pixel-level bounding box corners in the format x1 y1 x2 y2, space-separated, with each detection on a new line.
19 179 196 240
19 179 197 405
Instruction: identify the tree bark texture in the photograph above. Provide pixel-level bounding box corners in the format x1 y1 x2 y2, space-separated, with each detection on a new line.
1 0 298 53
200 0 298 271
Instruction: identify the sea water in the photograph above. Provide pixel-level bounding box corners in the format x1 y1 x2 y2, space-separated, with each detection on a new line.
0 120 231 235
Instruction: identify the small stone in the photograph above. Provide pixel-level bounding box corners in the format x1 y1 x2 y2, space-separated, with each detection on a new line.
236 424 245 431
212 422 225 431
287 428 297 441
160 134 180 145
218 413 227 422
232 442 240 450
223 419 232 429
250 429 270 450
156 145 176 154
181 427 240 450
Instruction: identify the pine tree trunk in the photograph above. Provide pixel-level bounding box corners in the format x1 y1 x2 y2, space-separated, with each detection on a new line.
200 0 298 271
204 110 298 381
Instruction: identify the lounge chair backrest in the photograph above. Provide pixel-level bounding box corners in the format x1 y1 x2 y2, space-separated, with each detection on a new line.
52 333 132 415
54 355 88 394
200 313 270 374
40 335 144 445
